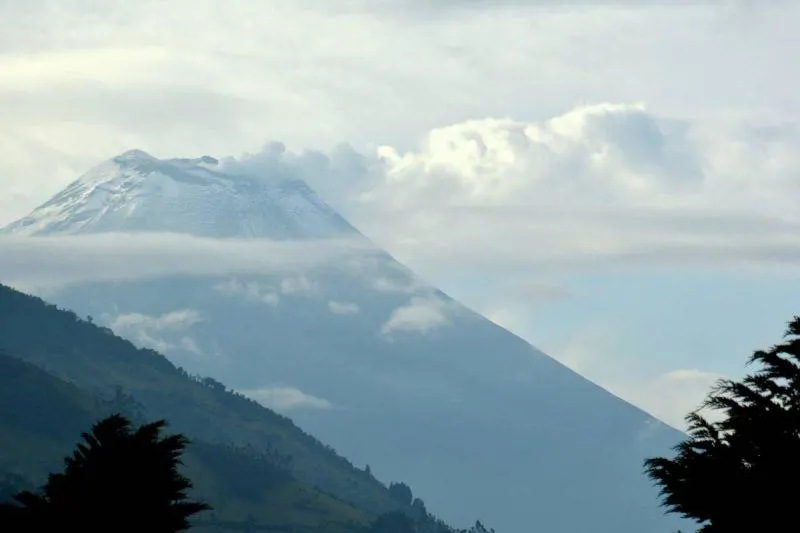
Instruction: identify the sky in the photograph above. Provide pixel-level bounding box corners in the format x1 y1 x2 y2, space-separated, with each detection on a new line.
1 0 799 428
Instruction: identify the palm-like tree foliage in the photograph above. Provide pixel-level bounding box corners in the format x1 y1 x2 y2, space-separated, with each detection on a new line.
644 316 800 533
0 414 209 532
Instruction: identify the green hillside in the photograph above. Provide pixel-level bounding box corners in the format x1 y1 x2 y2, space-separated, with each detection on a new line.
0 283 453 532
0 352 370 532
0 352 99 480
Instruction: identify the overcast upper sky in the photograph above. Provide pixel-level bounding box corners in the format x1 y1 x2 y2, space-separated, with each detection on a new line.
1 0 799 428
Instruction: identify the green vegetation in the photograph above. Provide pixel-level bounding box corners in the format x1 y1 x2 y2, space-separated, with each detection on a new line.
1 414 209 532
0 352 372 532
388 483 413 506
0 353 100 480
644 316 800 533
0 283 460 532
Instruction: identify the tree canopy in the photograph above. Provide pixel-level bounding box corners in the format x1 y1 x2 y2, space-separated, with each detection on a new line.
0 414 209 533
644 316 800 532
388 482 414 506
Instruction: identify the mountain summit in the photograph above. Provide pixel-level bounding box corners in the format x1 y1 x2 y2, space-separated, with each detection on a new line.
2 150 357 239
2 150 687 533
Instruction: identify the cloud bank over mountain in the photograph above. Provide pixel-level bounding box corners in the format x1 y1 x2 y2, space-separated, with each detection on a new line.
223 103 800 280
1 0 797 467
0 233 374 291
3 101 799 430
6 102 799 288
1 0 797 224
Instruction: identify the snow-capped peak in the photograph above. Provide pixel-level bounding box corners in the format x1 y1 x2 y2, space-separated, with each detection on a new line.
2 150 359 240
117 148 156 161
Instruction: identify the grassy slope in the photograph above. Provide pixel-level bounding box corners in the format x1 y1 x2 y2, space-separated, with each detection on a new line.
0 353 97 479
0 352 370 532
0 283 425 530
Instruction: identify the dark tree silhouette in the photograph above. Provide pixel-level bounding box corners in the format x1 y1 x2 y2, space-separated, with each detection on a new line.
388 481 414 506
0 414 209 533
644 316 800 533
369 511 416 533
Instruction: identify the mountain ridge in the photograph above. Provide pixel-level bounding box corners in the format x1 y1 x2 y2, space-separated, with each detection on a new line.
0 283 470 533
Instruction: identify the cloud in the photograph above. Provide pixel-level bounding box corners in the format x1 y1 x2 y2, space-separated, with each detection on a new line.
328 300 361 315
214 278 281 307
1 1 798 227
280 275 319 296
539 318 727 429
550 323 619 374
283 104 800 279
180 106 800 290
110 309 204 331
493 281 573 308
240 385 333 411
0 232 375 290
107 309 205 356
380 295 453 336
621 369 725 430
371 275 426 294
8 103 798 319
374 0 744 10
179 336 204 355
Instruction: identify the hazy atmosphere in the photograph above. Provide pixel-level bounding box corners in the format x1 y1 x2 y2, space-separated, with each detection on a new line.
3 0 799 427
1 2 798 533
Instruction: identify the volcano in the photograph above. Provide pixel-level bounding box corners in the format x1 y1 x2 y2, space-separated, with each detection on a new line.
2 150 685 533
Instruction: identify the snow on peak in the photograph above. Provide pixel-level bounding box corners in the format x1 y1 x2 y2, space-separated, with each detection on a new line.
116 148 156 161
2 150 359 240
